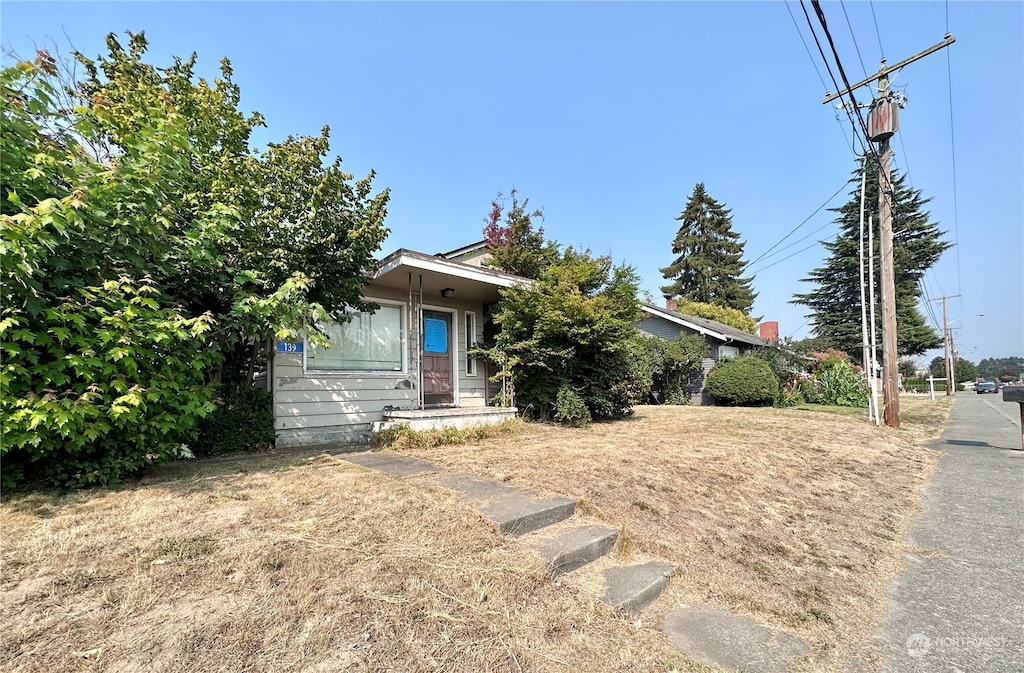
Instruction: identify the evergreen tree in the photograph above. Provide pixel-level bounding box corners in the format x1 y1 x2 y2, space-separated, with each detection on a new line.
660 183 756 312
792 158 950 359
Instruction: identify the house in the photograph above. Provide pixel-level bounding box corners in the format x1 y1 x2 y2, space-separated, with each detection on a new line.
636 299 771 405
270 244 528 448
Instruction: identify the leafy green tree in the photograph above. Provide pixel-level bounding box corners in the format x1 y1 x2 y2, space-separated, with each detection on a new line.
978 356 1024 381
1 34 389 488
483 188 559 280
660 183 756 313
641 333 709 404
2 50 218 487
928 356 947 378
482 248 646 422
78 32 389 384
792 158 950 359
898 359 919 378
955 358 978 384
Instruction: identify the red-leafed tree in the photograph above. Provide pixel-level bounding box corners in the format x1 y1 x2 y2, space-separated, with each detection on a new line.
482 188 558 280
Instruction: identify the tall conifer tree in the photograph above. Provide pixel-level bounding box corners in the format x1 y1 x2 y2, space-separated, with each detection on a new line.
792 158 950 359
660 183 756 313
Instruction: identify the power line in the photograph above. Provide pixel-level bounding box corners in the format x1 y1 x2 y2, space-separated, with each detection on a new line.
809 1 880 169
747 181 849 268
784 1 862 157
803 2 952 369
945 29 963 311
840 0 869 78
800 1 871 157
807 1 907 277
869 0 885 59
747 228 837 276
784 0 829 93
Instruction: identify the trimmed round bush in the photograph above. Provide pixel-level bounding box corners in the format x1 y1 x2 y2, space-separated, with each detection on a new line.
705 356 779 406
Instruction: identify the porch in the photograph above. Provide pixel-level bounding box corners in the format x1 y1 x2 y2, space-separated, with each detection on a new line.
373 405 519 433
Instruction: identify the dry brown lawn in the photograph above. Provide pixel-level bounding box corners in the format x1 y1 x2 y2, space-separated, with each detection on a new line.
1 397 950 673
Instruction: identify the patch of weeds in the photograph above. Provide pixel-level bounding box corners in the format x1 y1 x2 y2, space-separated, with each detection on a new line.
101 590 122 609
796 584 828 602
154 535 217 561
56 569 106 592
614 524 635 556
807 607 834 624
262 551 287 571
631 500 659 516
371 419 525 450
576 497 604 518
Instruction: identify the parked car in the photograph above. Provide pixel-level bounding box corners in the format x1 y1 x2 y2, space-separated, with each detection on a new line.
976 381 998 394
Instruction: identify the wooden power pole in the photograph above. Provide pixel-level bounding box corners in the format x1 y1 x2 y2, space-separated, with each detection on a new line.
822 34 955 429
932 294 961 396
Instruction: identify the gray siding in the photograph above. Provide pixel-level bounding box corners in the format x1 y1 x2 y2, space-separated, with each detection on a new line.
637 316 684 340
274 285 489 447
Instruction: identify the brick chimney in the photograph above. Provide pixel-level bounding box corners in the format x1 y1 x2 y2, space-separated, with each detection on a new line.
666 298 678 312
758 321 779 342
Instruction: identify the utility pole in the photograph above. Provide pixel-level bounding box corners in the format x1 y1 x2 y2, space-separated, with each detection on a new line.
932 294 961 396
822 34 955 428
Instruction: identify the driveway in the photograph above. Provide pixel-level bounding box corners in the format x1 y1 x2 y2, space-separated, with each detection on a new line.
874 392 1024 671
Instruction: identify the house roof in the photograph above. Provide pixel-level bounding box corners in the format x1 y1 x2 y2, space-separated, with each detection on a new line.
376 248 528 288
436 240 488 259
639 303 768 348
371 248 531 302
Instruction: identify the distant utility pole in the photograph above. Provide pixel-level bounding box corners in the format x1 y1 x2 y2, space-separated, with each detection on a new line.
933 294 961 396
937 292 958 393
823 34 956 429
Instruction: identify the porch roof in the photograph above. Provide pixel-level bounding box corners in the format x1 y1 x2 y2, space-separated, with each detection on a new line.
373 248 531 302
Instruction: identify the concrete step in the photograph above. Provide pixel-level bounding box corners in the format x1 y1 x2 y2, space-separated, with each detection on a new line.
602 561 677 615
477 493 577 536
341 452 440 477
664 605 809 673
537 525 619 575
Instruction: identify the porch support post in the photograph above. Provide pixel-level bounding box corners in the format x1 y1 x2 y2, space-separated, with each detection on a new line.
418 274 424 410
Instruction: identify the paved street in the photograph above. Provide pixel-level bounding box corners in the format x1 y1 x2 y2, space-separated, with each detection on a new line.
875 392 1024 672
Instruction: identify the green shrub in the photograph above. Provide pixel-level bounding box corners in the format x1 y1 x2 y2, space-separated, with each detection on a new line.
483 248 645 423
814 360 868 407
192 384 276 457
554 385 592 428
639 334 708 405
675 299 757 334
705 356 778 406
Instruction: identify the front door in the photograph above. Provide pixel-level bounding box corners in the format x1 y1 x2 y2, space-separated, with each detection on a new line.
422 310 454 406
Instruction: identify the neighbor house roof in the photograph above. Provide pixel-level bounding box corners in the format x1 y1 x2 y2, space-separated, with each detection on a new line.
639 303 768 348
436 240 488 259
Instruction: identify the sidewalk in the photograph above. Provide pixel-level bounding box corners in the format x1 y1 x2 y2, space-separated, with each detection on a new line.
874 393 1024 672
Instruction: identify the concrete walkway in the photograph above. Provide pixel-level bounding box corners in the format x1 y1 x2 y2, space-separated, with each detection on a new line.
873 392 1024 672
340 451 677 615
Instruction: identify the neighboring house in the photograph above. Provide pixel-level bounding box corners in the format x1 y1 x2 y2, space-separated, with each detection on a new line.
271 245 527 448
636 300 770 405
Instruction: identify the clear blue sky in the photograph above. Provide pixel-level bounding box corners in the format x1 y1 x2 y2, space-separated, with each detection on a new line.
3 1 1021 365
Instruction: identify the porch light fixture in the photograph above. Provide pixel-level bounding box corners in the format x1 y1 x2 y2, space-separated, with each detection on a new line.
440 288 455 298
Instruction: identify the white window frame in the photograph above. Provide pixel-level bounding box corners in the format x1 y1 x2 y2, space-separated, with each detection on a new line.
465 310 478 377
304 298 407 374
